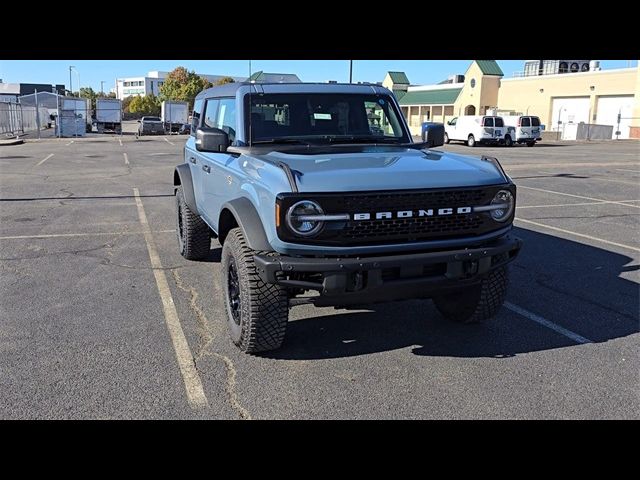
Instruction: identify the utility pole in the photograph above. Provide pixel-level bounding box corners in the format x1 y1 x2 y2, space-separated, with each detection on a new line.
34 89 41 140
100 81 105 96
349 60 353 83
69 66 74 96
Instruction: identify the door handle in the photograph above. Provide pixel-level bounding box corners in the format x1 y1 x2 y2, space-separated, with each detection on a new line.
202 165 211 173
189 157 196 164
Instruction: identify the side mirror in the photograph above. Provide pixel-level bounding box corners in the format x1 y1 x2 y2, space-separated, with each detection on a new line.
196 127 229 152
422 123 445 148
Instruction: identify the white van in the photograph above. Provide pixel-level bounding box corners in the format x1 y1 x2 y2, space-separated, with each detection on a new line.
502 115 542 147
444 115 506 147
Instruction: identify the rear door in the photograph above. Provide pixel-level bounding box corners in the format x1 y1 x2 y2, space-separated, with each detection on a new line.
519 116 532 139
530 116 541 139
494 117 504 139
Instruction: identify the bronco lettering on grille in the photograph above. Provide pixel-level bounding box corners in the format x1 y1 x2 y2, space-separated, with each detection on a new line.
353 207 472 221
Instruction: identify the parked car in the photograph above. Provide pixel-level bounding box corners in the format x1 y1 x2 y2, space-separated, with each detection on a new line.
444 115 506 147
502 115 542 147
174 82 521 353
138 116 165 136
178 123 191 135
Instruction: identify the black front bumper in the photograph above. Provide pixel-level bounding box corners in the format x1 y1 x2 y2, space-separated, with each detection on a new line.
254 235 522 307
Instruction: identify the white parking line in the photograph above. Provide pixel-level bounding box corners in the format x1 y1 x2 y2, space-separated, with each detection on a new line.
163 137 175 146
517 199 640 209
616 168 640 174
118 137 123 146
123 152 129 165
518 185 640 209
0 230 175 240
36 153 54 166
133 187 208 409
65 140 74 146
504 302 592 344
515 217 640 252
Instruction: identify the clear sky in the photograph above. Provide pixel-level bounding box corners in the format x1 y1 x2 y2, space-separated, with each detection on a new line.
0 60 636 93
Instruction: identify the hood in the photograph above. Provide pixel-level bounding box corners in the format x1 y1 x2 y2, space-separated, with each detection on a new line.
250 147 507 192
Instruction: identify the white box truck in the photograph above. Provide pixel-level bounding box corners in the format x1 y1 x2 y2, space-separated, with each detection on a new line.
161 100 189 133
96 98 122 134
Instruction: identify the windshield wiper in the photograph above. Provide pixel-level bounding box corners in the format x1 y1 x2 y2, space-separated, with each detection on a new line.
326 136 403 144
251 138 311 145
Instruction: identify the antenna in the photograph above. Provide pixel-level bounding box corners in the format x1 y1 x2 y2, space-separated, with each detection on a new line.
248 59 252 147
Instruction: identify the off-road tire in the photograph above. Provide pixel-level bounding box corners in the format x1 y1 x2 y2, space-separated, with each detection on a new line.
222 228 289 353
467 134 476 147
444 132 450 144
433 264 508 323
175 185 210 260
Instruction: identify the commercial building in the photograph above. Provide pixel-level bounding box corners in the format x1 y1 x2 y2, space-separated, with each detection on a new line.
114 71 245 99
0 82 66 102
386 60 640 139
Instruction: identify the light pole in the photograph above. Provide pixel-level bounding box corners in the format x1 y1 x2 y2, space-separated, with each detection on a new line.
70 66 79 96
69 65 75 96
349 60 353 83
100 81 105 96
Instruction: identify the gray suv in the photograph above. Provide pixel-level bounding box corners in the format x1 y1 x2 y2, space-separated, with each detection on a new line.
174 82 522 353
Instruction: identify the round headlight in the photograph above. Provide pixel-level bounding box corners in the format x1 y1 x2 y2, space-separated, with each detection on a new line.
286 200 324 237
490 190 514 222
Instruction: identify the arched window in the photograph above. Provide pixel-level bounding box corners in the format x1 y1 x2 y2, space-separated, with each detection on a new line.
581 63 590 72
559 62 568 73
570 62 579 72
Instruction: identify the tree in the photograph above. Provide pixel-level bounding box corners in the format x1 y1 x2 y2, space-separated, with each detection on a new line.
214 76 235 86
129 94 160 116
121 95 135 114
159 66 213 110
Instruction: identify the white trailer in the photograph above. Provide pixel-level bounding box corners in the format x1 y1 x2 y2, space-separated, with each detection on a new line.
96 98 122 134
161 101 189 133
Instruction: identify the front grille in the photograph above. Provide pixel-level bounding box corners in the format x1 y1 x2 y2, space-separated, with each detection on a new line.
277 185 512 246
343 214 485 241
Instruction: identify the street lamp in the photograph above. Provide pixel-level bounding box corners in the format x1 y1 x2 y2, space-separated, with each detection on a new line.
69 66 79 96
100 81 105 96
69 65 75 95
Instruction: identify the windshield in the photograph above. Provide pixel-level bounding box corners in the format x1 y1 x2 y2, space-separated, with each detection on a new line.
144 117 161 122
246 93 409 144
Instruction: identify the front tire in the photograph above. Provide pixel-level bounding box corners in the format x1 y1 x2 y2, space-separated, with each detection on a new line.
222 228 289 353
467 134 476 147
504 135 513 147
444 132 450 144
433 265 508 323
176 185 210 260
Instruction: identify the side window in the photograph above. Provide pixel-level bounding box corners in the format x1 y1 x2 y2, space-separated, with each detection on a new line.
216 98 237 142
191 98 203 136
203 99 220 128
483 117 494 127
531 117 541 127
521 117 531 127
495 117 504 127
449 117 457 126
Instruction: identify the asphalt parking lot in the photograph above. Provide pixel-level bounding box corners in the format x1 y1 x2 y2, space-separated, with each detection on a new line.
1 126 638 419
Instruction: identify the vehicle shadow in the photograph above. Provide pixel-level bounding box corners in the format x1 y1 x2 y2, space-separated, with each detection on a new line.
263 227 639 360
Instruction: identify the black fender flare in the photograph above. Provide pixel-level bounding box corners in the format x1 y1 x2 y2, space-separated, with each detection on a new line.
174 164 199 215
220 197 272 252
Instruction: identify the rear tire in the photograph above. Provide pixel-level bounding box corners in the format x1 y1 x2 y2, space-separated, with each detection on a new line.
504 135 513 147
222 228 289 353
526 141 535 147
467 135 476 147
433 265 508 323
176 185 210 260
444 132 450 144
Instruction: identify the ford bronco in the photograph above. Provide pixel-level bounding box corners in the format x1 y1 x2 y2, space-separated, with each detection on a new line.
174 82 522 353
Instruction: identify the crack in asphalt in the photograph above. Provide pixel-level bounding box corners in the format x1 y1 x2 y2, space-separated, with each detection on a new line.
171 268 251 420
